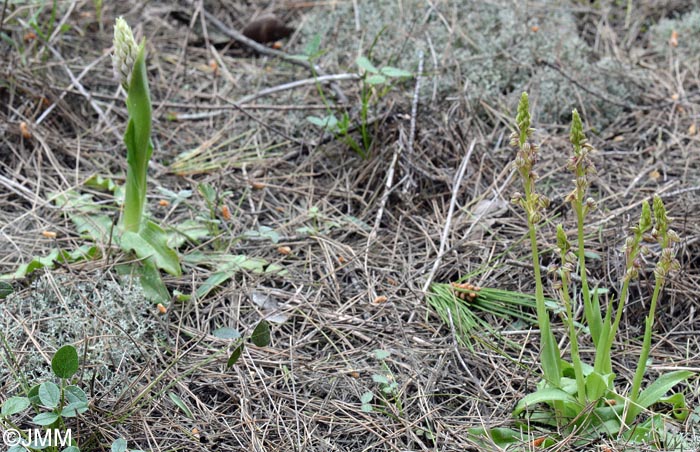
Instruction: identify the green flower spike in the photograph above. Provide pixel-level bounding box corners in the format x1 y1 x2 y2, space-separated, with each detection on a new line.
516 92 531 147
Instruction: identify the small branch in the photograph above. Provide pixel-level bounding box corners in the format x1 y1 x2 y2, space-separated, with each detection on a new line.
196 5 349 103
402 51 424 194
422 140 477 293
236 73 360 105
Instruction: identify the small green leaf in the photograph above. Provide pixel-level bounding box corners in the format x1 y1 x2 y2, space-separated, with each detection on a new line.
360 392 373 403
250 320 271 347
373 349 390 360
380 66 412 78
62 446 80 452
365 74 387 85
28 384 41 405
372 374 389 385
1 396 30 416
38 382 61 409
303 34 322 57
33 411 60 426
212 327 242 340
111 438 128 452
197 183 217 206
361 403 373 412
65 386 87 404
584 250 601 260
52 345 79 379
227 344 244 368
0 282 13 298
242 226 280 243
307 114 338 131
169 392 194 419
61 401 89 417
356 56 379 74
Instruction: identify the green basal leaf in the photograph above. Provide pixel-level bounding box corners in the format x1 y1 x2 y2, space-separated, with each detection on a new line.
52 345 79 379
120 221 181 276
194 254 288 299
307 114 338 131
513 387 578 417
85 174 118 193
585 371 614 401
242 226 280 243
196 270 232 300
659 392 688 420
360 392 373 404
372 374 390 385
167 219 211 248
3 249 62 280
467 427 526 447
137 258 170 304
140 221 181 276
637 370 693 410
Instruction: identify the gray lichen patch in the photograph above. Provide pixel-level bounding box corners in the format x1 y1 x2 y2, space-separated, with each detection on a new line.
296 0 651 129
0 272 163 395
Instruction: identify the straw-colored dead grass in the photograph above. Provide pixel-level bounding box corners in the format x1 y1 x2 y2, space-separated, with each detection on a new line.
0 1 698 450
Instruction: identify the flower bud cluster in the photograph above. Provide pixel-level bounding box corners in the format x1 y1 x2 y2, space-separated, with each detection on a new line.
113 17 138 91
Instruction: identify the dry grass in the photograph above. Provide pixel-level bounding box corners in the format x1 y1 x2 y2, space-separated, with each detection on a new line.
1 1 699 451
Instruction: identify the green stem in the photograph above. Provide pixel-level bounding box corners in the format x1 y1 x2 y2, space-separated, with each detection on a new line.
122 160 147 232
575 200 595 342
560 277 586 404
524 179 560 387
627 281 662 424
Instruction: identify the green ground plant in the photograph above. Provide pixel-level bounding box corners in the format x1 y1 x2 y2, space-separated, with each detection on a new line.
0 324 270 451
2 18 285 306
472 93 692 449
360 349 402 416
1 345 86 452
0 343 145 452
303 35 411 159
